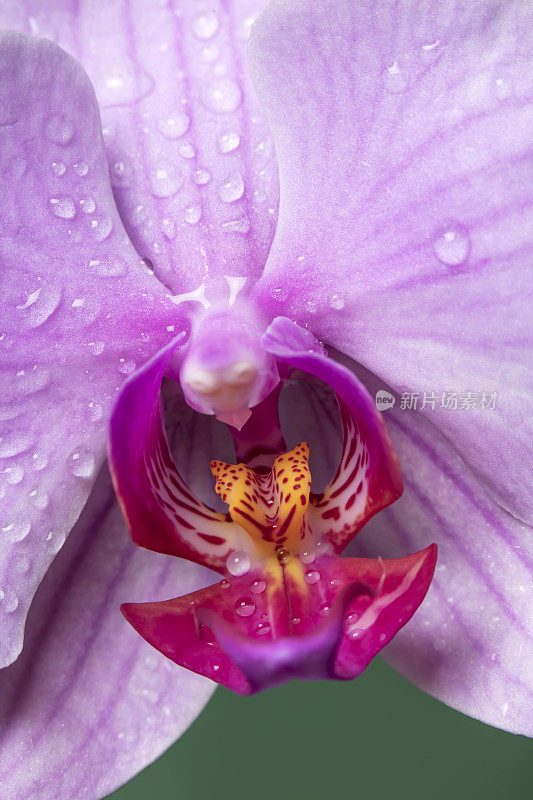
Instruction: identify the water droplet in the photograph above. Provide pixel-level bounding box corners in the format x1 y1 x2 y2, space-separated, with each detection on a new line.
80 196 96 214
2 518 31 542
68 446 95 478
87 341 105 356
219 173 244 203
161 218 176 239
29 488 49 509
221 218 250 234
32 451 48 471
14 365 50 394
89 258 127 278
218 131 240 153
226 550 251 576
304 569 320 585
16 285 62 329
110 159 133 188
256 622 271 636
157 112 190 139
433 224 470 266
151 163 183 198
276 547 291 564
73 161 89 176
220 578 231 590
250 579 266 595
2 465 24 484
345 612 359 625
192 10 219 39
51 161 66 176
300 550 315 565
91 216 113 241
179 142 195 159
46 529 66 554
118 358 136 375
235 597 256 617
193 168 211 186
0 432 31 458
203 77 242 113
0 588 19 613
319 603 330 616
184 205 202 225
330 294 345 310
269 285 289 303
50 197 76 219
383 61 408 93
45 115 75 145
347 627 365 641
88 401 103 422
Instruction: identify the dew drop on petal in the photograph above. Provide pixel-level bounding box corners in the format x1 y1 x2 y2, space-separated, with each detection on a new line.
226 550 250 576
250 579 266 595
193 168 211 186
433 224 470 266
300 550 315 565
157 113 190 139
88 401 103 422
304 569 320 585
45 114 75 145
319 603 330 617
256 622 271 636
383 61 408 93
0 587 19 613
91 216 113 241
32 451 48 471
80 196 96 214
220 578 231 590
184 205 202 225
234 597 255 617
118 358 136 374
330 294 345 310
151 163 183 198
51 161 66 176
179 142 195 160
73 161 89 176
46 529 66 554
50 197 76 219
0 432 31 458
347 627 365 641
68 446 95 478
2 465 24 485
218 131 240 153
16 285 62 329
87 341 105 356
192 10 219 39
218 173 245 203
29 488 49 509
203 77 242 113
2 518 31 543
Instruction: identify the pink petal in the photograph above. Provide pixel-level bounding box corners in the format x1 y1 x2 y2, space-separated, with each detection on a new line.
0 466 214 800
249 0 533 522
1 0 277 293
0 33 179 667
346 362 533 735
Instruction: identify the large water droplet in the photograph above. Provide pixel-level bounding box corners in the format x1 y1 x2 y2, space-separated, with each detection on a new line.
226 550 251 576
234 597 255 617
2 517 31 542
50 197 76 219
347 627 365 641
73 161 89 177
91 216 113 242
68 446 95 478
218 131 240 153
203 78 242 113
0 432 31 458
80 196 96 214
433 224 470 266
300 550 315 565
151 163 183 198
45 115 75 145
304 569 320 585
250 579 266 595
219 173 244 203
16 285 62 329
192 10 219 39
179 142 195 159
2 465 24 484
157 112 190 139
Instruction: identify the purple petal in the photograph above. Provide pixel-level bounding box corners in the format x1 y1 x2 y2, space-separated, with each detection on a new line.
249 0 533 522
0 466 214 800
345 361 533 736
0 33 179 667
1 0 277 293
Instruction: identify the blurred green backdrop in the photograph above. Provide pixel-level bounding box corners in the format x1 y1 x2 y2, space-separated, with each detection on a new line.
109 657 531 800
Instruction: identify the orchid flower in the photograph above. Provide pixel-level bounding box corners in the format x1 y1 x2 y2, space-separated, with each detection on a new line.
0 0 531 797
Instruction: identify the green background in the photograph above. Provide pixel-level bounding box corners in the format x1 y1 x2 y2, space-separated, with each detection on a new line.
109 658 531 800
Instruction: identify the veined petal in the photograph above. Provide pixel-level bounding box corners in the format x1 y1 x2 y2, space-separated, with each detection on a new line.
263 317 404 551
249 0 533 522
1 0 277 293
0 466 213 800
108 336 250 570
346 362 533 736
0 33 179 667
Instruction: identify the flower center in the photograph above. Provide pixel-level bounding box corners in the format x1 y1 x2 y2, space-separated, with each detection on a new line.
211 442 312 562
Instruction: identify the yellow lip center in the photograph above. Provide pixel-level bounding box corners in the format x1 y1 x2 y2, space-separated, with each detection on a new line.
211 443 311 559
